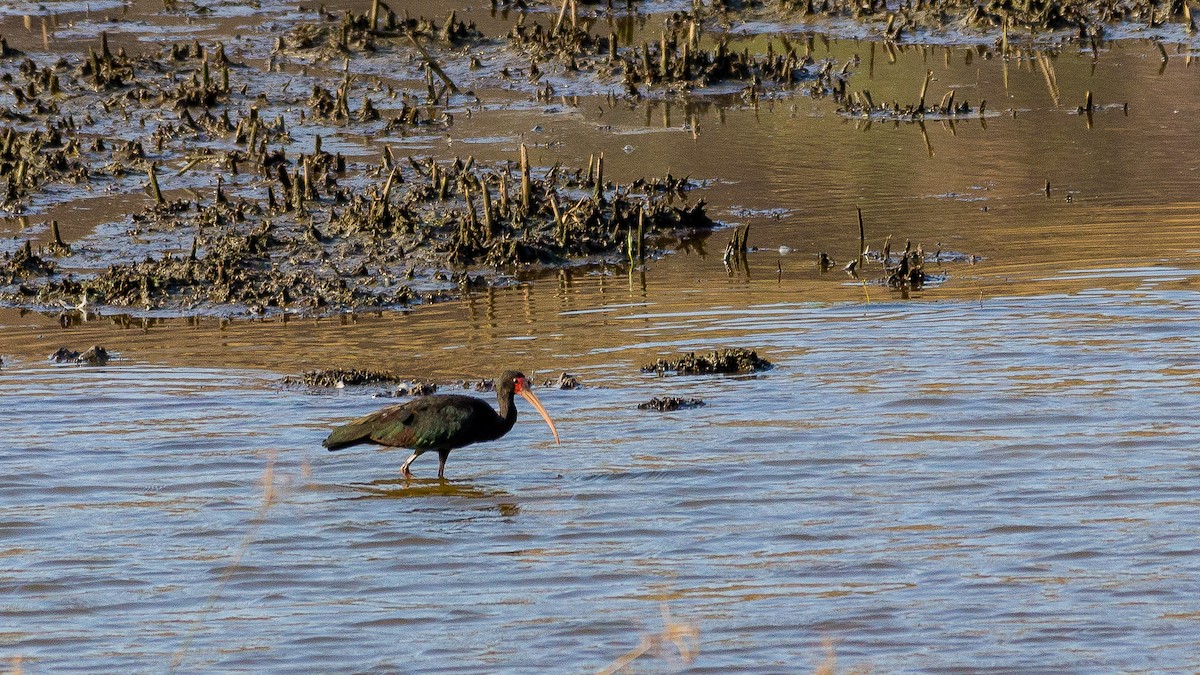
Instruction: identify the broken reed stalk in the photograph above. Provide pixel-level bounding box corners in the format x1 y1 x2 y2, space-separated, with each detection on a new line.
636 206 645 262
549 192 564 246
481 178 495 239
292 164 306 209
303 155 316 199
148 163 164 204
553 0 571 33
498 167 510 216
723 224 750 268
407 34 459 95
857 207 866 270
51 220 66 249
368 0 381 31
594 152 604 199
918 69 933 111
519 144 531 212
938 89 954 113
169 453 281 673
381 165 399 203
738 223 749 254
462 182 477 244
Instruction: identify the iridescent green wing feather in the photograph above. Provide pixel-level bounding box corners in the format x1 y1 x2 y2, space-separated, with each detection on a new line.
323 403 416 450
368 396 479 450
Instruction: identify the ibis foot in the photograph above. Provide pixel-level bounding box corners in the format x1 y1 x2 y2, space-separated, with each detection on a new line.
400 451 418 478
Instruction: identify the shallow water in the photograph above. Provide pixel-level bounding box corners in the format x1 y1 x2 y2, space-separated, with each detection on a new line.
3 0 1200 671
5 285 1200 672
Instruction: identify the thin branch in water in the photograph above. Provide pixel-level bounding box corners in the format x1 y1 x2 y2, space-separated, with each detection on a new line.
168 452 281 673
596 604 700 674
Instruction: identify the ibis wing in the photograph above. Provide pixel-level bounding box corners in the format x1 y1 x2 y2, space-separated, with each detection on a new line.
324 396 487 452
369 397 479 450
323 404 415 450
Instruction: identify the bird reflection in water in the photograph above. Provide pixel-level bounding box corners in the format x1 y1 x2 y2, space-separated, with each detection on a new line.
347 477 520 516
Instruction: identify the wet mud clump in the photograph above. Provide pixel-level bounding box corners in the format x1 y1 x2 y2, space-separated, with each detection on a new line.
838 70 983 120
1 241 56 283
762 0 1184 42
291 370 570 397
285 5 841 100
389 381 438 397
282 9 483 64
614 26 824 98
49 345 110 365
327 149 714 271
638 396 706 411
840 210 951 291
882 240 927 288
542 372 582 389
511 13 832 96
286 368 410 388
642 348 773 375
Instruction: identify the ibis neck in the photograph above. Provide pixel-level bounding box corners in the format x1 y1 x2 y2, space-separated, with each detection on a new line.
495 390 518 430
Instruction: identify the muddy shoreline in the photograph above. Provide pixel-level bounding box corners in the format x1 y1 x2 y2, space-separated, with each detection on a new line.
10 0 1187 319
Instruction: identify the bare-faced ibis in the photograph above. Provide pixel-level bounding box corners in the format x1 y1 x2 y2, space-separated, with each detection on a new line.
323 371 560 479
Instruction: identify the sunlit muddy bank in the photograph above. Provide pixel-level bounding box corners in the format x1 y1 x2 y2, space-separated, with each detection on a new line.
2 0 1198 319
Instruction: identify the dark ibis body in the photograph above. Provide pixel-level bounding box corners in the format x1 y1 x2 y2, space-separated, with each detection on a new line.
322 371 560 479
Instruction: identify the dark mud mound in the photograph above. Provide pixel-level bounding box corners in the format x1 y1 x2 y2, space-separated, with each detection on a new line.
49 345 110 365
285 368 411 388
541 372 582 389
637 396 706 411
642 348 773 375
282 5 845 100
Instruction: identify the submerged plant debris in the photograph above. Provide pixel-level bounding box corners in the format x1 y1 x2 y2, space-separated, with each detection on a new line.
288 370 572 397
48 345 109 365
642 348 773 375
542 372 582 390
286 368 409 388
637 396 707 411
375 381 439 398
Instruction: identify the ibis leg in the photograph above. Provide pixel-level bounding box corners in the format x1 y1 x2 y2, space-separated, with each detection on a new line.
400 451 419 478
437 450 450 480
